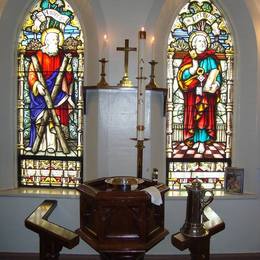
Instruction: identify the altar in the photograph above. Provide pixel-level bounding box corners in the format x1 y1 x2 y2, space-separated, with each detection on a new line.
77 177 169 259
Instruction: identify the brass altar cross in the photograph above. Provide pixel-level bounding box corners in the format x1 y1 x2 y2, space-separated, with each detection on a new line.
117 39 137 87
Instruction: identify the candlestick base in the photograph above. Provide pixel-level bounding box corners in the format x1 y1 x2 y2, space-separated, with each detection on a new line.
145 80 158 89
118 75 133 87
97 76 109 87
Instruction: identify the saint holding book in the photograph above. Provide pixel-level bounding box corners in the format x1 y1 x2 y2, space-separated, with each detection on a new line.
177 31 222 154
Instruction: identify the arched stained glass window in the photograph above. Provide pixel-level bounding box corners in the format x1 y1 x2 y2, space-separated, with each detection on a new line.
166 0 234 190
17 0 84 187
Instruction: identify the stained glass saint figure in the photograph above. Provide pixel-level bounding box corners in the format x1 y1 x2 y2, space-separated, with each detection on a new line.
27 28 74 154
17 0 84 187
177 31 222 154
166 0 234 190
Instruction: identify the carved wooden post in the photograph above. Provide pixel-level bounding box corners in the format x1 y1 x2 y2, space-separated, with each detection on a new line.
189 236 210 260
39 234 63 260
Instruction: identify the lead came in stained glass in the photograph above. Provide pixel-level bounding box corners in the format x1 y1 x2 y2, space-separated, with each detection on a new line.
17 0 84 187
166 0 234 190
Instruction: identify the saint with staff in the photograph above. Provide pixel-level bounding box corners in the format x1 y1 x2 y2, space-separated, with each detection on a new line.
27 28 75 154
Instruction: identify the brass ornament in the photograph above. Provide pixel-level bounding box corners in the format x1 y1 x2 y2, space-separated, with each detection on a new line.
116 39 137 87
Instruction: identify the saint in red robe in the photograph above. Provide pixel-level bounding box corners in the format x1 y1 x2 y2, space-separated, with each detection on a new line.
28 49 73 148
177 49 222 147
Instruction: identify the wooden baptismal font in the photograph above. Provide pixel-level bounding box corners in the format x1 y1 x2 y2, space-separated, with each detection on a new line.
77 177 169 259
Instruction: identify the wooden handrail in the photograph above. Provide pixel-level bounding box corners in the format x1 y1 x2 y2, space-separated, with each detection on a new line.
25 200 79 260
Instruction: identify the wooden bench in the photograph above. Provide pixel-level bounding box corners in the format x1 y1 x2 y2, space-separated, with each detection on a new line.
25 200 79 260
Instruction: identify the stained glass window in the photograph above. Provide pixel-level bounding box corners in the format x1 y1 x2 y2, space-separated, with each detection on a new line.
166 0 234 190
17 0 84 187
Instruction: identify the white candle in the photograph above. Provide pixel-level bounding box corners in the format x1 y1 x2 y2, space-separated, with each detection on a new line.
138 27 146 77
137 27 146 141
101 34 108 59
151 36 155 61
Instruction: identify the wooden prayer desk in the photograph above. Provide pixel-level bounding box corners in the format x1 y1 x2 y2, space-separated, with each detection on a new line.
77 177 169 259
172 206 225 260
25 200 79 260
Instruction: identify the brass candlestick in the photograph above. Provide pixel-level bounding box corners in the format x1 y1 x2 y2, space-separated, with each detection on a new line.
97 58 109 87
146 60 158 89
130 137 149 179
136 140 145 179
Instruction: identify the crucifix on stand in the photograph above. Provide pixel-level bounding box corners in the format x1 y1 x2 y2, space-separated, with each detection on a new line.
117 39 137 87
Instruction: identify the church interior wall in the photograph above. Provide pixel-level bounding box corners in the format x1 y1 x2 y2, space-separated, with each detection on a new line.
0 0 260 256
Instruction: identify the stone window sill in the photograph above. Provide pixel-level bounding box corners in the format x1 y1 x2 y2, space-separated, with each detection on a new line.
0 187 257 200
166 190 257 200
0 187 80 199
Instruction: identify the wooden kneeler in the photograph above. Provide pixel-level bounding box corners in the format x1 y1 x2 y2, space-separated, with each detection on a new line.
25 200 79 260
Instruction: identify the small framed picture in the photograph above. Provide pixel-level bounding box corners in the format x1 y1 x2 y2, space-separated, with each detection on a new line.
224 167 244 193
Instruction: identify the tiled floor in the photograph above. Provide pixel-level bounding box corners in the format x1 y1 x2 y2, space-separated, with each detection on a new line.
173 142 225 159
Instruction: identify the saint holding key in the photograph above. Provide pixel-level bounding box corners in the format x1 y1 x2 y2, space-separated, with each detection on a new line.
177 31 222 154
